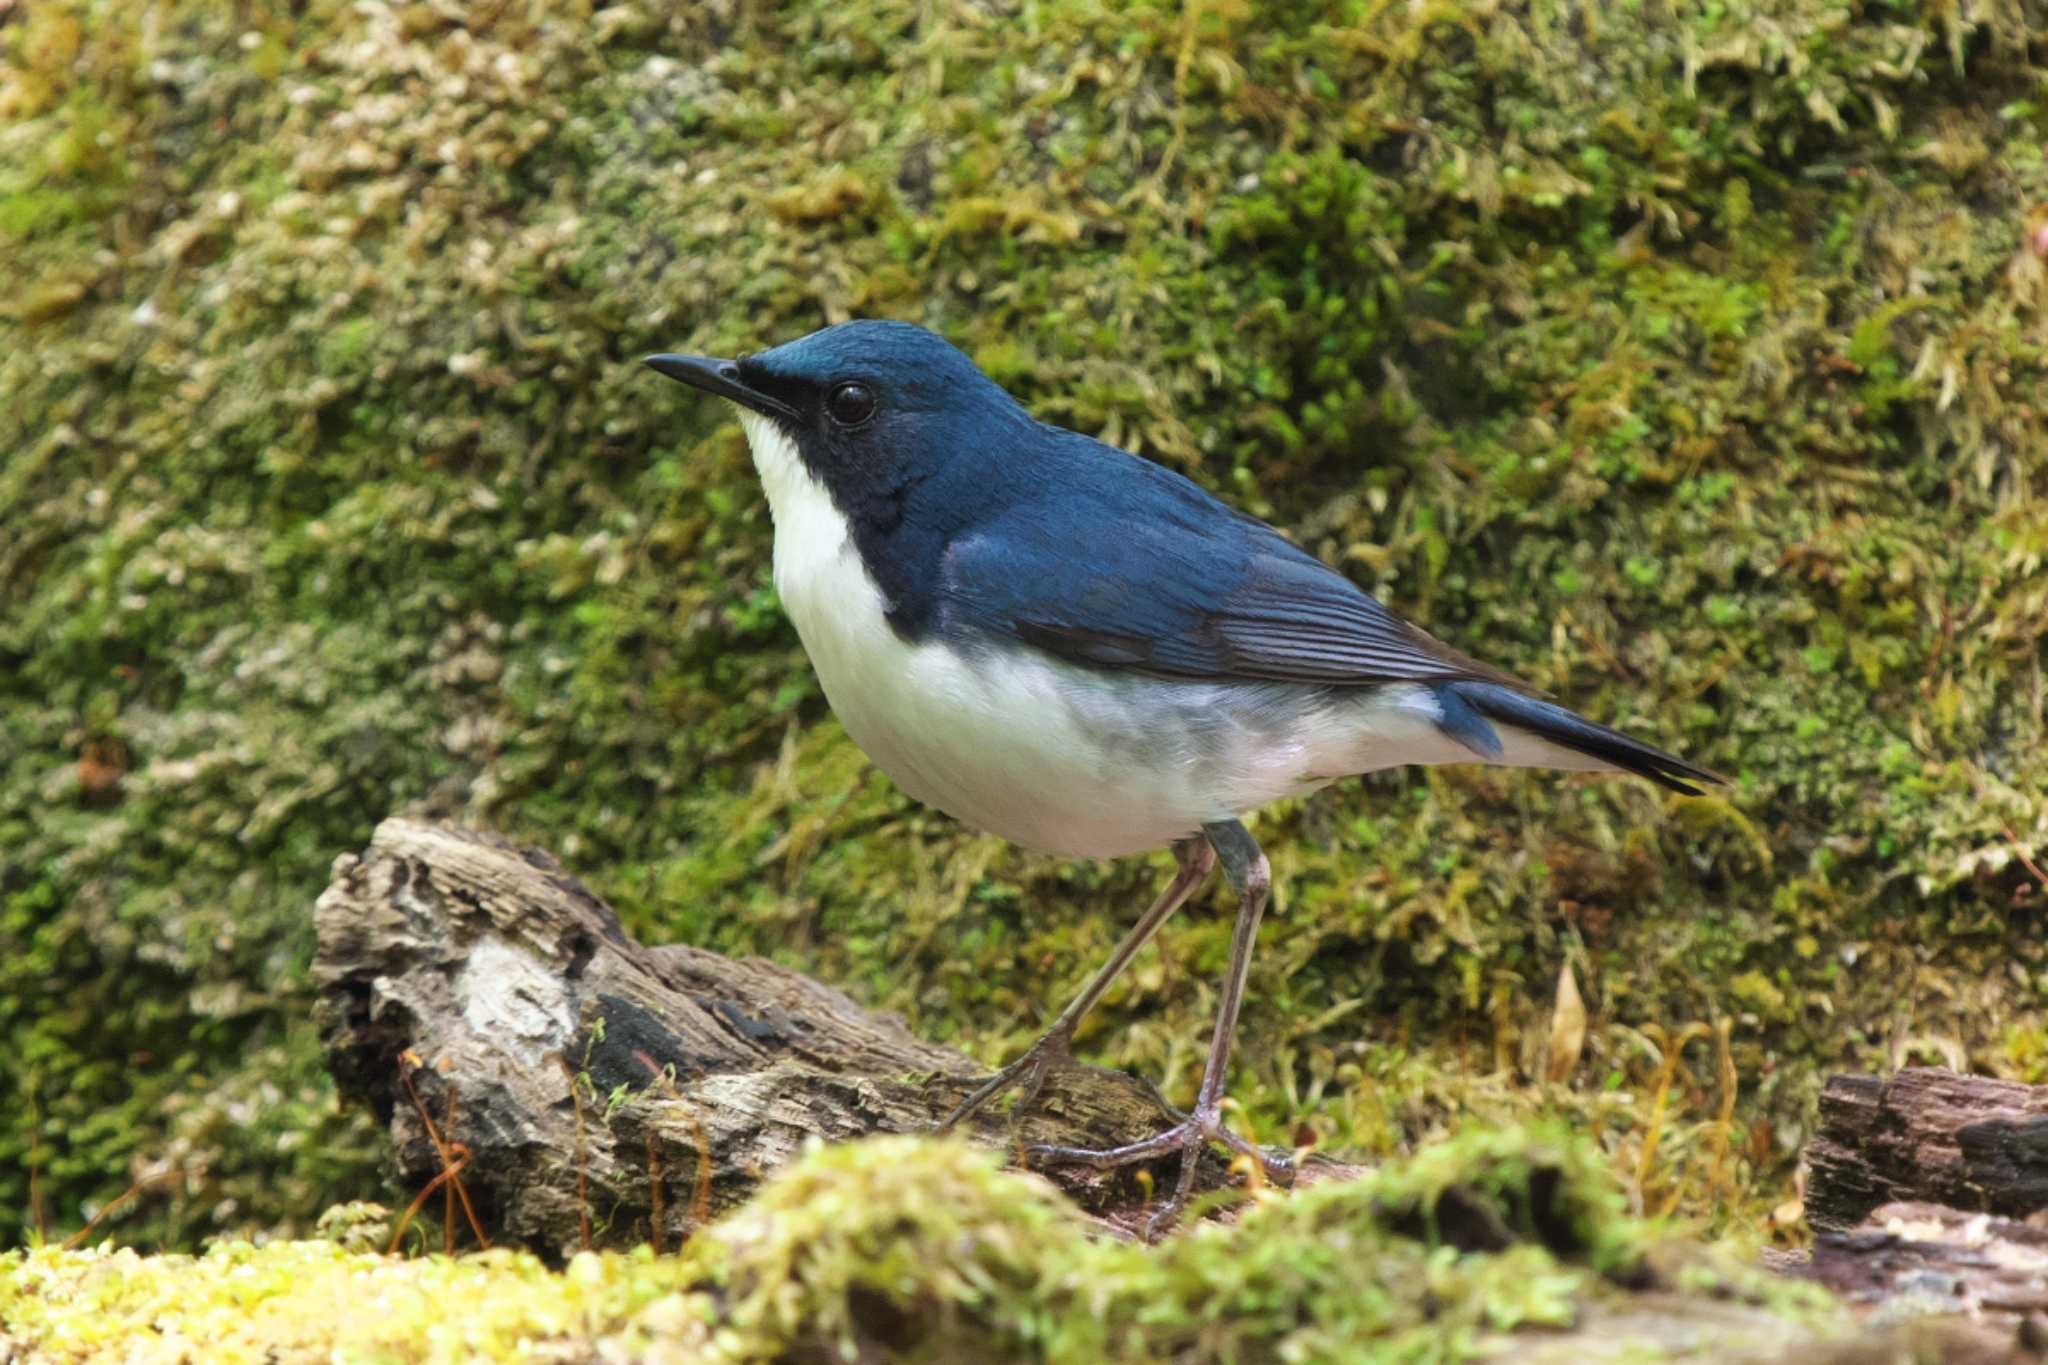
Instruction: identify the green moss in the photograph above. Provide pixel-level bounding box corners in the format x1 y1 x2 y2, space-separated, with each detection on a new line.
0 1132 1852 1362
702 1137 1088 1361
4 0 2047 1255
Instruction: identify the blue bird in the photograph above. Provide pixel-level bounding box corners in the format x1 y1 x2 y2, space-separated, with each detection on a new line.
646 321 1721 1233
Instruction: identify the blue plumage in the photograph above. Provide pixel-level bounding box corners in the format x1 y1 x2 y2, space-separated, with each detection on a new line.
645 318 1723 1235
715 324 1528 692
1429 683 1505 761
1444 681 1710 794
930 425 1523 690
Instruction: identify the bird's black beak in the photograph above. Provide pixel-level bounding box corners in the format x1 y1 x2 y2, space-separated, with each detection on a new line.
642 353 800 424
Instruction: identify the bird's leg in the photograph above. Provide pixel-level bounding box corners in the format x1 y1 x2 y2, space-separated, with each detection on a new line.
937 836 1216 1133
1027 818 1292 1238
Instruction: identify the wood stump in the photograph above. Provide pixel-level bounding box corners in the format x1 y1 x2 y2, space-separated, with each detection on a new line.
312 818 1324 1253
1805 1070 2048 1233
1784 1068 2048 1339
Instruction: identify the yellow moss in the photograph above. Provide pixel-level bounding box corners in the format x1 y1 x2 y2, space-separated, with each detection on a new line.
0 1132 1849 1362
0 1241 712 1364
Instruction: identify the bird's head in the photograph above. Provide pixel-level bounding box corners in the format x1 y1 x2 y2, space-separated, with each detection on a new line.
644 321 1028 502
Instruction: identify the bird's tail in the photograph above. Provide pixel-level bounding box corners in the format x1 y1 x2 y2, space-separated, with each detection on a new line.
1442 681 1723 796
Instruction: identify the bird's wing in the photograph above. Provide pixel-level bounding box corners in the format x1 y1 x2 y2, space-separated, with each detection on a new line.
933 443 1530 691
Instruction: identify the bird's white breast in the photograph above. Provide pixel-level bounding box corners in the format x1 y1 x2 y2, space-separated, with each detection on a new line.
732 411 1495 859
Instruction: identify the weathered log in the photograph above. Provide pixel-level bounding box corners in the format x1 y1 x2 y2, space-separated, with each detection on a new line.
1804 1070 2048 1234
311 818 1331 1253
1794 1201 2048 1328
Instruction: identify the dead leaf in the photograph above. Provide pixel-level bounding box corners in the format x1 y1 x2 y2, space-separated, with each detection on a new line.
1547 960 1588 1083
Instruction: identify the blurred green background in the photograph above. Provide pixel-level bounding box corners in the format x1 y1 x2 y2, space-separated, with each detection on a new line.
3 0 2046 1250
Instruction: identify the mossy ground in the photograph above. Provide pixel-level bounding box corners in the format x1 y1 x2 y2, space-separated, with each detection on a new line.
0 1131 1847 1363
2 0 2046 1266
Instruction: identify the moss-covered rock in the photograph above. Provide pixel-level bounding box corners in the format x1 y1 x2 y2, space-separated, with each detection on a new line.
3 0 2045 1248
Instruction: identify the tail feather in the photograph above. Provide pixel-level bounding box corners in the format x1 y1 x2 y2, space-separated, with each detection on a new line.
1442 681 1724 796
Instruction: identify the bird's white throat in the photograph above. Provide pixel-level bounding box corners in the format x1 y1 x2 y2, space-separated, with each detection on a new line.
735 409 859 613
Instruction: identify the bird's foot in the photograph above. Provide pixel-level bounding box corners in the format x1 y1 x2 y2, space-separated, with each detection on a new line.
1027 1105 1295 1239
936 1031 1220 1136
936 1028 1080 1133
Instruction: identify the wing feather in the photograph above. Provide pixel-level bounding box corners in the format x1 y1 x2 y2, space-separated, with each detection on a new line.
936 444 1529 692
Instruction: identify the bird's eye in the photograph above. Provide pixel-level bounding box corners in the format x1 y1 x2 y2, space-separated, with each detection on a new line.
825 382 876 427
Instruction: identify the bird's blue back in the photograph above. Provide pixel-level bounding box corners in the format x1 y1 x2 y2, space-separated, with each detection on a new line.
742 321 1514 690
891 416 1513 689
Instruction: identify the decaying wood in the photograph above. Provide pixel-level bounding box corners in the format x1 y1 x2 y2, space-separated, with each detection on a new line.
312 818 1336 1253
1805 1069 2048 1234
1761 1068 2048 1353
308 819 2048 1356
1795 1201 2048 1324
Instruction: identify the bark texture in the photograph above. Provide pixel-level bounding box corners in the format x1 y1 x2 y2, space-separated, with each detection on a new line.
1797 1201 2048 1327
312 818 1324 1252
1762 1068 2048 1352
1805 1070 2048 1235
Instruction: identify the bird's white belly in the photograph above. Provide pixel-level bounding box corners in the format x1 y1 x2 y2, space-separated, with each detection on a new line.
800 610 1221 857
786 618 1302 857
738 410 1481 859
789 590 1477 857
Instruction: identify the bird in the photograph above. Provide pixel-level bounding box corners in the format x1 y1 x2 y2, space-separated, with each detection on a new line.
645 320 1722 1234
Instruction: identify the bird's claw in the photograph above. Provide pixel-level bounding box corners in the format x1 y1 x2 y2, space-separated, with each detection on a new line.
1026 1110 1294 1239
935 1030 1076 1133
